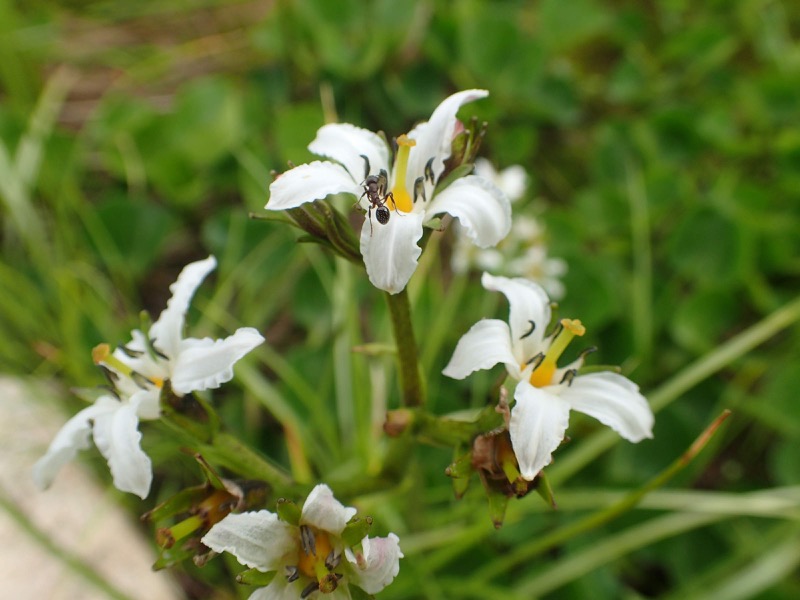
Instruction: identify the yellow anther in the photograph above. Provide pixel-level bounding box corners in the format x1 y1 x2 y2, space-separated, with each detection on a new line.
92 343 111 365
561 319 585 336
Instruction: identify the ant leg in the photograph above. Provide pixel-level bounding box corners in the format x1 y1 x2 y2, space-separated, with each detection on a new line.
367 206 374 236
354 190 366 212
385 192 403 217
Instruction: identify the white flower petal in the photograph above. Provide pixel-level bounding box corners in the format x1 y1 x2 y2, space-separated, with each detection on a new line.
308 123 391 182
32 397 118 490
426 175 511 248
442 319 520 380
350 533 403 594
481 272 552 355
248 581 297 600
407 89 489 191
562 372 654 442
359 209 424 294
148 256 217 361
509 381 571 480
131 388 161 421
92 398 152 498
113 330 168 386
474 158 528 202
300 484 357 535
171 327 265 394
201 510 295 572
266 161 361 210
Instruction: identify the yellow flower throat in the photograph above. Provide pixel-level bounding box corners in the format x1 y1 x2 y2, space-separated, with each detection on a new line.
526 319 585 387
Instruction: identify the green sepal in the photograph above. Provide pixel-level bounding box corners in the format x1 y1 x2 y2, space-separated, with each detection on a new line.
248 211 298 228
141 485 209 523
159 383 217 443
315 199 361 264
535 471 557 509
486 485 510 529
194 453 226 490
434 163 474 197
287 204 327 238
286 199 362 264
446 448 474 479
276 497 301 526
152 545 196 570
446 448 474 499
236 568 277 587
341 516 373 547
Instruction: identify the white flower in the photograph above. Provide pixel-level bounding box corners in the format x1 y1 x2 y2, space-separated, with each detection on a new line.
450 161 567 299
202 484 403 598
474 157 528 203
267 90 512 294
33 256 264 498
443 273 653 480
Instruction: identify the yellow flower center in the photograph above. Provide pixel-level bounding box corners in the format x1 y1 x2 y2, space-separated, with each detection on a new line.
526 319 585 387
92 342 164 389
297 528 334 581
390 134 415 213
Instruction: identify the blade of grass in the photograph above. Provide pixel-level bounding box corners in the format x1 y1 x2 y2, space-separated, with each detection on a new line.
473 410 731 583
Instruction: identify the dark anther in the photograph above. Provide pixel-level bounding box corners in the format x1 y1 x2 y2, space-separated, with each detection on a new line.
150 342 169 360
413 176 426 203
300 525 316 557
131 371 154 390
325 549 341 571
117 345 143 358
560 369 577 386
360 154 371 181
525 352 545 369
300 581 320 598
424 157 435 182
548 321 564 339
578 346 597 361
99 385 120 400
100 366 119 386
285 565 299 582
520 320 537 340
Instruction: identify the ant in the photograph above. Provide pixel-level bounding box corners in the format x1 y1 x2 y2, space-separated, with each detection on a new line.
358 155 399 235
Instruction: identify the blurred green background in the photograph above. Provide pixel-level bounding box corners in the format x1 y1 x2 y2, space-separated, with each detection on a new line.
2 0 800 598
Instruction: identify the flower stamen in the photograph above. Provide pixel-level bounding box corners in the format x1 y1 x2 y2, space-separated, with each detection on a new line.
528 319 585 388
390 134 416 213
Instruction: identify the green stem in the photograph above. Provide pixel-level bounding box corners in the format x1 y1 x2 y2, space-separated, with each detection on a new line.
385 288 424 407
199 432 296 493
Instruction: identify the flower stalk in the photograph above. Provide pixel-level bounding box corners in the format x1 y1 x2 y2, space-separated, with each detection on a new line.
385 288 424 407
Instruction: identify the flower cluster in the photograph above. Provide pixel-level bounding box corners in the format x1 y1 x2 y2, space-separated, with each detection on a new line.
267 89 512 294
451 159 567 299
33 256 264 498
202 484 402 598
32 88 657 597
444 273 654 481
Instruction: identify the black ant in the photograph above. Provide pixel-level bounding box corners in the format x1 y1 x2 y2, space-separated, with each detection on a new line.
358 155 399 235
